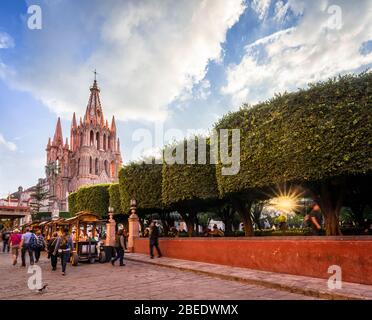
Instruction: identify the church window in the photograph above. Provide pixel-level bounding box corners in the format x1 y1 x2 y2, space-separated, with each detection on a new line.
108 135 111 150
96 132 100 150
80 132 83 147
90 131 94 146
95 158 99 175
77 158 80 175
89 157 93 174
103 134 106 151
104 160 109 176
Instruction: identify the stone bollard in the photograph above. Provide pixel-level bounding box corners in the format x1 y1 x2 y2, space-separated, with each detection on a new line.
128 208 139 252
106 208 116 247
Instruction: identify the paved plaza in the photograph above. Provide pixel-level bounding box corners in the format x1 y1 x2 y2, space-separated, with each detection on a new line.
0 252 318 300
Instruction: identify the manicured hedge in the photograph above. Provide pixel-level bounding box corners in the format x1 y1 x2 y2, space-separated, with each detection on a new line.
68 191 78 215
162 138 219 208
215 73 372 195
119 162 163 214
109 183 122 214
72 184 110 217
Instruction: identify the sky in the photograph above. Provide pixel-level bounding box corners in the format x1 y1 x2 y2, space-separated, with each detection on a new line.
0 0 371 198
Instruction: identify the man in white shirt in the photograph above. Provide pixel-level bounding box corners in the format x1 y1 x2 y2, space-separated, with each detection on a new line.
20 228 35 266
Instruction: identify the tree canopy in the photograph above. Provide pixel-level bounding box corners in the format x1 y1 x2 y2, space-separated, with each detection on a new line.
119 162 163 214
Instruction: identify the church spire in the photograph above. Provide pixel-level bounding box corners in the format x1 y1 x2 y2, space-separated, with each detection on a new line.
111 116 116 132
84 74 104 126
71 112 77 129
53 117 63 146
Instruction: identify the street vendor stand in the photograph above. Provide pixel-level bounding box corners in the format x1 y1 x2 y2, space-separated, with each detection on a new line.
62 211 107 265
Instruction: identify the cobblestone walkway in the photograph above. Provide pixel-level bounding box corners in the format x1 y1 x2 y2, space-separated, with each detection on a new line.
0 252 318 300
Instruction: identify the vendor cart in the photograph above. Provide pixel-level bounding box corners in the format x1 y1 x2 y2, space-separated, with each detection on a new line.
62 211 107 266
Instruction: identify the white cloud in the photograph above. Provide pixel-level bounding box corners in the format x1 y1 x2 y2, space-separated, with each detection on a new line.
274 1 290 23
0 134 17 151
195 79 211 100
251 0 271 21
4 0 245 123
222 0 372 106
0 32 14 49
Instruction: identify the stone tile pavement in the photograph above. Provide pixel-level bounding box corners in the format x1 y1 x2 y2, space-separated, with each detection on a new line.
0 251 318 300
126 253 372 300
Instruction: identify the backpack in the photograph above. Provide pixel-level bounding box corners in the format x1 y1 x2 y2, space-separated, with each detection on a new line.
59 236 69 250
36 235 45 249
29 234 38 250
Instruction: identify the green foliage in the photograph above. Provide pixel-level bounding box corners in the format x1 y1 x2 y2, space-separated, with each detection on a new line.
73 184 110 217
119 162 163 214
109 183 123 214
162 138 219 209
68 191 78 215
215 73 372 197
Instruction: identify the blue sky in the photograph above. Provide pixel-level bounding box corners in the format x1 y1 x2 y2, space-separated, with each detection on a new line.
0 0 371 197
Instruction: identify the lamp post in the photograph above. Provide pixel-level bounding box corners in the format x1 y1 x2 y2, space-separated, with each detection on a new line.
128 199 139 252
105 206 116 247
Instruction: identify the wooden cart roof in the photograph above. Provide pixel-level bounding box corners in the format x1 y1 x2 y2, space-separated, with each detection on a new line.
63 211 104 224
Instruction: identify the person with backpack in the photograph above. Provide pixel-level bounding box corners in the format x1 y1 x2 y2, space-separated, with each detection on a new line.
53 228 73 276
2 229 11 253
20 228 36 266
111 229 126 266
34 230 46 263
47 232 59 271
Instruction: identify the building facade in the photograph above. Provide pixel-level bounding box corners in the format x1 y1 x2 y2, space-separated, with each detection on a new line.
46 79 122 211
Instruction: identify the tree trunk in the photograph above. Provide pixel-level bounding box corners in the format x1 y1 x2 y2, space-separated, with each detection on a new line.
223 207 234 234
231 197 254 237
318 180 343 236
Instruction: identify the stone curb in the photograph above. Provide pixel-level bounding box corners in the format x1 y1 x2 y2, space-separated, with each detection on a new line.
125 255 368 300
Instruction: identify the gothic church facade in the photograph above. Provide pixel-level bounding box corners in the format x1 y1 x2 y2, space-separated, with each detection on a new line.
46 79 122 211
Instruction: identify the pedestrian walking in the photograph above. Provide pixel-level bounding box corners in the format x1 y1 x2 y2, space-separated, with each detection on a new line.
53 228 73 276
47 232 59 271
2 229 11 253
34 230 46 263
111 229 126 266
9 228 22 265
149 221 162 259
309 204 323 235
20 228 36 266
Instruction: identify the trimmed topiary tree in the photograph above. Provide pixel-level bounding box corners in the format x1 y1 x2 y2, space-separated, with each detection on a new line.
119 162 163 215
109 183 122 214
162 138 219 236
68 191 78 215
74 184 110 218
215 73 372 235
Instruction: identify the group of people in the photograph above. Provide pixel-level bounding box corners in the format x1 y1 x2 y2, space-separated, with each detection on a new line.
1 228 47 266
0 227 74 276
1 221 163 273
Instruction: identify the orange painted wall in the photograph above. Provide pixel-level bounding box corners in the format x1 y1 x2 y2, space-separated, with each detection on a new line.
134 237 372 285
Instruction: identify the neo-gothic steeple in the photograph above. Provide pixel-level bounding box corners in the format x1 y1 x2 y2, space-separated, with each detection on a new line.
46 77 122 212
85 79 104 126
53 117 63 146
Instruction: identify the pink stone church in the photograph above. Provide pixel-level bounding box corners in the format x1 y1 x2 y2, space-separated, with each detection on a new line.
46 79 122 211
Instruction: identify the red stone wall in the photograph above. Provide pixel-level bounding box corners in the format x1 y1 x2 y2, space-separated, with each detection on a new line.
134 237 372 285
